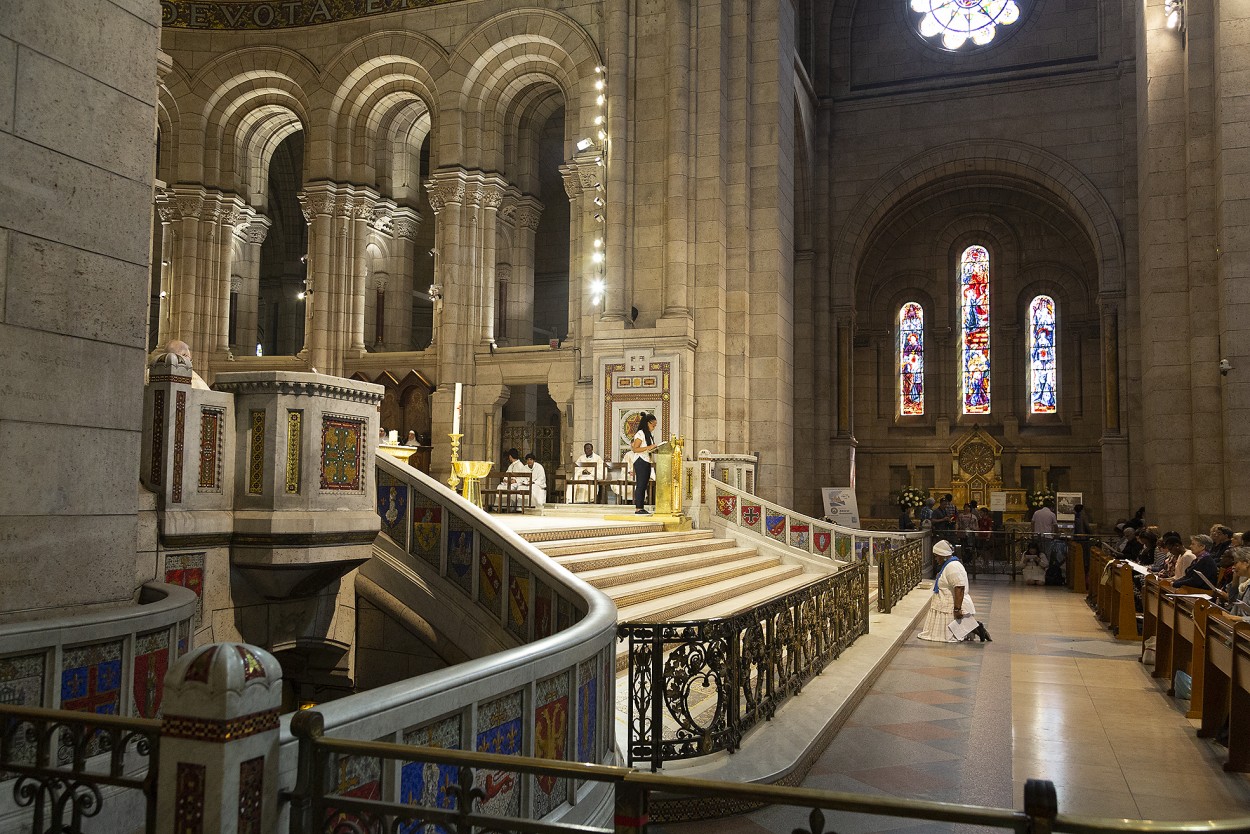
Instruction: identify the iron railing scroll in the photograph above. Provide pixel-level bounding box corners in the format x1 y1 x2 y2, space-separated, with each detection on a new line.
619 562 869 771
0 704 160 834
878 539 925 614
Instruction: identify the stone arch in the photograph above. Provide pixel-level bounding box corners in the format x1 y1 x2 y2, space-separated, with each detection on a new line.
319 31 449 184
834 140 1125 303
446 9 602 172
193 48 317 200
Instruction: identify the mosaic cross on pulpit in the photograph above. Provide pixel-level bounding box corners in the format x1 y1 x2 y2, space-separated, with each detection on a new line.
320 417 364 490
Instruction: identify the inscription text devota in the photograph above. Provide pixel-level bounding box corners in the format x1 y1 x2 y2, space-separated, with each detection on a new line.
161 0 462 30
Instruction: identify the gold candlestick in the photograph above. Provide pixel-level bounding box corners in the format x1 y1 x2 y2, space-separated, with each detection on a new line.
447 433 463 489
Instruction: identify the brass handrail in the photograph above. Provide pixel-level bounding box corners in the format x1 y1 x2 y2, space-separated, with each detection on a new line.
282 721 1250 834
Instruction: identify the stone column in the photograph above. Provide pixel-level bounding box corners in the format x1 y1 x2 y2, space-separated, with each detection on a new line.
234 216 270 354
509 197 543 347
662 0 692 321
830 309 857 487
426 170 471 381
1213 0 1250 519
156 643 283 834
389 207 421 351
474 177 507 348
297 184 380 376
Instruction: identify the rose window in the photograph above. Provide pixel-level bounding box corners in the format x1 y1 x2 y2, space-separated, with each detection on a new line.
912 0 1021 50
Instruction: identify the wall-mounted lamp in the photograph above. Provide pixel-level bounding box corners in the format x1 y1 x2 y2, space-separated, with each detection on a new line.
1165 0 1184 33
1220 358 1232 376
576 138 594 151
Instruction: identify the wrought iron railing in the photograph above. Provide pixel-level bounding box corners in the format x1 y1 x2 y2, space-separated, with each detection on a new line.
618 562 869 771
281 720 1250 833
0 704 160 834
878 538 924 613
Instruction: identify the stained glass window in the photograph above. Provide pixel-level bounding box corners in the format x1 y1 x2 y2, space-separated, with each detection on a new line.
1029 295 1057 414
899 303 925 416
959 245 991 414
912 0 1022 50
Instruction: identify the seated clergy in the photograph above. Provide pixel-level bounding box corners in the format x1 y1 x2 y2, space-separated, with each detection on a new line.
524 453 547 507
569 442 604 503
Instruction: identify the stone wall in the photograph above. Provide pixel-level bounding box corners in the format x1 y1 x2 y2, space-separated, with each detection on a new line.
0 0 160 619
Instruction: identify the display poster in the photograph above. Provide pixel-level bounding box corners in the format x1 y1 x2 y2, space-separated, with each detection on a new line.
989 491 1007 512
822 487 860 527
1056 491 1082 523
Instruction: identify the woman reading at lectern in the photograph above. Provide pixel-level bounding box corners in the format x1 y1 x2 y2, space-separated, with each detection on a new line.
630 413 660 515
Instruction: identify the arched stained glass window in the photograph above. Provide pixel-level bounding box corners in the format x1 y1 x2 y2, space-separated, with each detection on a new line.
1029 295 1057 414
959 245 991 414
899 302 925 415
912 0 1022 50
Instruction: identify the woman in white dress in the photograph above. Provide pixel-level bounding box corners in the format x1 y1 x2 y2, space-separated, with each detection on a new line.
919 540 992 642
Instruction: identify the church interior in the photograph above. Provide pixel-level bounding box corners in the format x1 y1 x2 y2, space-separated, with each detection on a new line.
2 0 1250 830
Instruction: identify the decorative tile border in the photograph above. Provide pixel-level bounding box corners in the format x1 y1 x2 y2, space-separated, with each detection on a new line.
285 410 302 494
151 390 165 486
162 709 280 742
248 410 266 495
197 407 223 491
172 391 187 503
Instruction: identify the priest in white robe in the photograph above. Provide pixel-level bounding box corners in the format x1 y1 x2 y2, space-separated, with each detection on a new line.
569 443 604 503
524 453 547 507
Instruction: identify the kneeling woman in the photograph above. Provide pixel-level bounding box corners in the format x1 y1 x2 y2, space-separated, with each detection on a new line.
919 540 991 643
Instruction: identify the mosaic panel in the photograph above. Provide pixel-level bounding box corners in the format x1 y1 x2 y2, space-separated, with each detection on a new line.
411 497 443 567
320 415 364 491
285 410 302 494
377 470 409 548
854 537 871 563
238 755 264 832
0 652 46 779
506 558 530 641
150 390 165 485
165 552 205 626
172 390 186 503
447 515 474 595
534 579 553 640
178 619 191 655
556 596 572 633
400 714 462 834
789 522 809 550
478 541 504 616
326 753 381 831
533 672 570 817
197 407 223 491
475 691 523 819
60 641 123 761
765 512 786 541
576 659 597 764
163 0 467 31
715 491 736 519
175 762 206 834
131 629 171 719
813 528 832 556
248 410 266 494
834 531 853 561
741 503 762 532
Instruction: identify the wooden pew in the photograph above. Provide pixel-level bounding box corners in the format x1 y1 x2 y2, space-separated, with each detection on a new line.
1141 573 1163 663
1090 547 1115 621
1154 591 1212 706
1068 541 1088 595
1200 615 1250 772
1108 560 1142 641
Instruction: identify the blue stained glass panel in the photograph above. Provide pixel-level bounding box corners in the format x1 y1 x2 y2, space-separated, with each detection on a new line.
960 245 991 414
899 302 924 416
1029 295 1057 414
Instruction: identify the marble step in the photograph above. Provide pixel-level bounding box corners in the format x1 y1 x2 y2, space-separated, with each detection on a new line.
598 550 770 606
518 522 666 544
682 572 832 620
572 545 758 588
615 563 806 624
550 536 737 574
538 529 714 558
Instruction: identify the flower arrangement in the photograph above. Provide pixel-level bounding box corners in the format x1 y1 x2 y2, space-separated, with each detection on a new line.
897 486 927 509
1027 486 1056 510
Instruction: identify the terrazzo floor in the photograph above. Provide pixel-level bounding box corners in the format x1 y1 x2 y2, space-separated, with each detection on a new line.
659 579 1250 833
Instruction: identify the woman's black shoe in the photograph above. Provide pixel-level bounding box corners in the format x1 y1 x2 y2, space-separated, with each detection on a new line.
974 623 992 642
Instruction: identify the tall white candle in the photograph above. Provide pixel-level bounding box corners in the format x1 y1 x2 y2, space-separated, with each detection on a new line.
452 382 462 435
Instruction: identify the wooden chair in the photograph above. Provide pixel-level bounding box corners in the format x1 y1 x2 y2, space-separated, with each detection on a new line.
482 471 532 512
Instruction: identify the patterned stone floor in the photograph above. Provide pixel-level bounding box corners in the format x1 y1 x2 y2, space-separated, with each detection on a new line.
659 579 1250 833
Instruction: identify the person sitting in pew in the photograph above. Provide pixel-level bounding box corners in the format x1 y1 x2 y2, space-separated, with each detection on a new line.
1148 531 1174 573
1121 526 1144 564
1134 529 1159 569
1215 547 1250 612
1171 533 1219 591
1152 532 1191 580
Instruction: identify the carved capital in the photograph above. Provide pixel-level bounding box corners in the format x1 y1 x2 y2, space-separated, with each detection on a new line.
514 196 544 233
230 275 243 294
558 164 582 199
425 172 467 214
373 274 388 292
495 263 513 282
298 190 336 222
244 216 271 244
391 211 420 239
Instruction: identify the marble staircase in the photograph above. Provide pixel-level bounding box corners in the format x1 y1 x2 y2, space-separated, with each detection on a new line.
518 522 830 670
